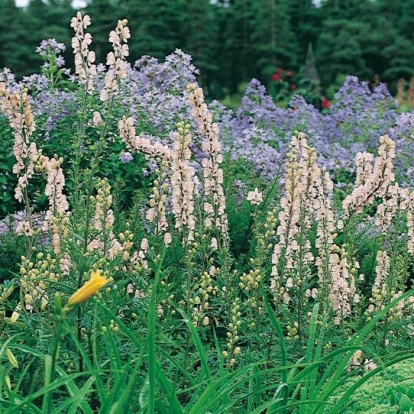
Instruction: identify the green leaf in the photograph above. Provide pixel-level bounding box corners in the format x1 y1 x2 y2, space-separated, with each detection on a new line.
139 375 150 409
399 394 414 412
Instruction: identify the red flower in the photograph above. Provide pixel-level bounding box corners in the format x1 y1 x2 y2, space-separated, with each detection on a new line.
287 71 294 77
272 73 280 81
290 84 297 91
322 99 331 109
276 68 284 74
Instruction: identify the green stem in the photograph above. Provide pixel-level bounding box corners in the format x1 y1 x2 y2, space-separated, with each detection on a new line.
42 317 64 413
147 248 167 414
184 249 192 374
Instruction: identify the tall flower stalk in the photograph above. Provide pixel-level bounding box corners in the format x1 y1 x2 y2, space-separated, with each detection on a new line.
271 132 315 341
0 84 37 258
187 84 229 249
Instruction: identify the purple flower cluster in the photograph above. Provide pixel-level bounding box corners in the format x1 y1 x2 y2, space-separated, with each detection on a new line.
35 38 66 57
0 211 49 246
32 89 78 141
119 151 133 163
2 46 200 174
118 49 199 142
0 68 17 90
211 75 414 187
3 30 414 192
20 74 50 91
328 76 397 150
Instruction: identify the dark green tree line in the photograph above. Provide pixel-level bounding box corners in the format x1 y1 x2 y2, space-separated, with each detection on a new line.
1 0 414 97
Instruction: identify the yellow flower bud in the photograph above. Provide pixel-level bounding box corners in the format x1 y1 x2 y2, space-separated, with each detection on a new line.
6 348 19 368
66 270 109 307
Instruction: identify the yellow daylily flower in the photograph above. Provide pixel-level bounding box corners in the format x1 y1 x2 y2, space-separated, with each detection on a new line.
67 270 109 307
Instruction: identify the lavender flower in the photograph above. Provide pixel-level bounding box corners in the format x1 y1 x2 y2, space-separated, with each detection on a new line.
119 151 133 163
35 38 66 56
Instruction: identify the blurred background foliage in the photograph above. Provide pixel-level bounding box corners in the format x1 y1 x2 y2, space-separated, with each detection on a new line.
1 0 414 101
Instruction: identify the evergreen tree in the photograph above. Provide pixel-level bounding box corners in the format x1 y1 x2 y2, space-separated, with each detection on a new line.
40 0 73 43
27 0 74 70
314 0 381 87
84 0 121 64
382 36 414 85
316 18 372 86
2 0 414 97
398 1 414 39
217 0 256 93
127 0 183 62
376 0 414 87
182 0 219 94
0 0 40 77
250 0 299 85
288 0 320 68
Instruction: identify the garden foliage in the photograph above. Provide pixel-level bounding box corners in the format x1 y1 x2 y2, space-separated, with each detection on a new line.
1 12 414 413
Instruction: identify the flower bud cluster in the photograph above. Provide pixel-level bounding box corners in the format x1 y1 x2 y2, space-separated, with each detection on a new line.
263 210 277 247
240 267 263 327
62 353 75 372
18 253 60 316
60 253 71 276
119 115 171 160
171 122 197 244
223 297 242 367
407 199 414 253
146 161 170 235
286 321 299 341
343 135 396 216
187 84 229 245
365 250 390 319
130 237 149 272
191 266 219 326
313 166 341 312
373 185 414 255
87 178 122 258
118 224 134 261
0 84 37 204
271 133 315 307
312 162 362 324
38 155 70 255
328 244 359 325
240 210 277 328
70 12 96 93
43 156 69 222
108 319 120 333
49 214 69 255
239 268 262 293
365 252 409 323
100 19 130 102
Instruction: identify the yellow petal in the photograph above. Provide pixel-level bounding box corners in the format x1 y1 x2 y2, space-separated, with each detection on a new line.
67 270 109 306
